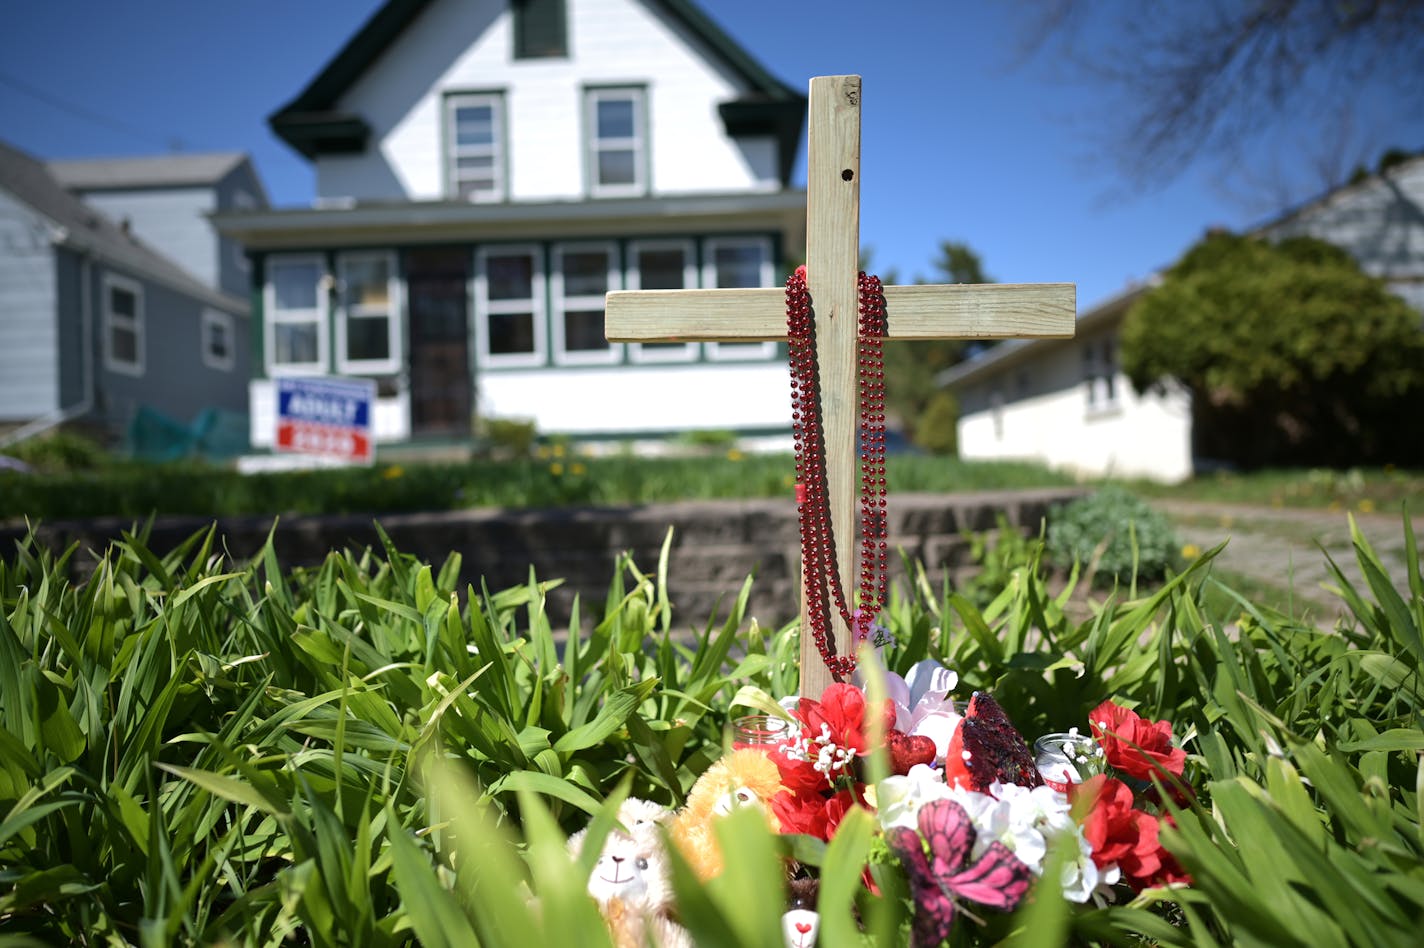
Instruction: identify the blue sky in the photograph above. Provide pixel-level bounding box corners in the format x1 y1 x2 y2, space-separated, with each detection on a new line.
3 1 1420 309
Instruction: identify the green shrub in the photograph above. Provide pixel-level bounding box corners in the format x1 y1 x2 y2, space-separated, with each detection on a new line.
482 416 538 458
3 429 110 472
1046 485 1180 584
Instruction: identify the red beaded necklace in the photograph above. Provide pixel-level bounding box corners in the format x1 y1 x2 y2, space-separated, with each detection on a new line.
786 266 889 679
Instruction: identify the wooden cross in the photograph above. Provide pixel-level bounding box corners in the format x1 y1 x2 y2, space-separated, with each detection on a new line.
605 75 1075 698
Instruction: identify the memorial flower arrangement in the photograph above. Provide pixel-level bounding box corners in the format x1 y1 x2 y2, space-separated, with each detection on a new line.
749 662 1195 942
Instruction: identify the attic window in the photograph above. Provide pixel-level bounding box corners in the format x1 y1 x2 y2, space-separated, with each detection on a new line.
446 92 506 202
513 0 567 59
585 87 647 197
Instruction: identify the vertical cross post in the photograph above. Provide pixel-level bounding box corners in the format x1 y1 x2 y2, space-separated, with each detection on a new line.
604 75 1076 697
802 75 866 699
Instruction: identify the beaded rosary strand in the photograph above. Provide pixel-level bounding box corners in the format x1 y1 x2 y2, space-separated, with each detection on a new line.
786 266 889 679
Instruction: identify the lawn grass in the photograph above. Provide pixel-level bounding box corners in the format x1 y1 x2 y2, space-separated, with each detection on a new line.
1126 465 1422 513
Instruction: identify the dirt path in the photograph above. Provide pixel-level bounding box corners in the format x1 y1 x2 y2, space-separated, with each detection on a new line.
1147 499 1422 619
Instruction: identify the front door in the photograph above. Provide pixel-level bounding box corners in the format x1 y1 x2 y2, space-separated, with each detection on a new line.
406 248 472 436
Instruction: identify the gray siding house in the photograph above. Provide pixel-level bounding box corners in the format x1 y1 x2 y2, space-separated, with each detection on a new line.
49 153 269 301
0 140 252 445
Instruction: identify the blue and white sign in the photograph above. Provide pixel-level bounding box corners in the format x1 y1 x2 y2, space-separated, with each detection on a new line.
275 376 376 464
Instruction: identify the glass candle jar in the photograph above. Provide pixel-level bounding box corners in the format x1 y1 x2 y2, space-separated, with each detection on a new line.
1033 731 1096 791
731 714 793 751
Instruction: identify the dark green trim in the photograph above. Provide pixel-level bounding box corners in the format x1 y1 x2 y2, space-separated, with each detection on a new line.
718 98 805 187
269 113 370 160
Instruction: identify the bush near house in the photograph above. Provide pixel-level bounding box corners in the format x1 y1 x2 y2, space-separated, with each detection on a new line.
1120 231 1424 469
3 514 1422 944
1047 486 1182 585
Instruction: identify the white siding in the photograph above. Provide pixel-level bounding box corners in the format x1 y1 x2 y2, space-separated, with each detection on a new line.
476 361 789 434
0 189 58 420
316 0 778 202
956 346 1193 484
78 187 218 287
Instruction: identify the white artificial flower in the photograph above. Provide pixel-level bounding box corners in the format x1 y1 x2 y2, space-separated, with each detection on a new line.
874 764 953 831
859 658 963 763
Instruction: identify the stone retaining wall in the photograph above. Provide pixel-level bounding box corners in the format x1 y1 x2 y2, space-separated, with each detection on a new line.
5 488 1084 629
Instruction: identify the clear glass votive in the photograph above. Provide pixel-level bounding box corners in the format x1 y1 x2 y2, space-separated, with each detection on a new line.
731 714 793 751
1033 731 1095 791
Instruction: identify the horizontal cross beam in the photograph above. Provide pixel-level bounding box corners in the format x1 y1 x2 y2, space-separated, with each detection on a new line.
604 283 1076 342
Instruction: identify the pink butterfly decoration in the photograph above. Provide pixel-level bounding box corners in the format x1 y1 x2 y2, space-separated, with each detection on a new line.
885 799 1034 946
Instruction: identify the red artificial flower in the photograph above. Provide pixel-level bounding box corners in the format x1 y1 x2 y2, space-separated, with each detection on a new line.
1089 700 1186 782
1074 776 1190 891
795 682 888 754
772 787 865 842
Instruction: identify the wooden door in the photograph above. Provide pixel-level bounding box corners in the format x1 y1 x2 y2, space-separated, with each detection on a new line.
405 248 472 436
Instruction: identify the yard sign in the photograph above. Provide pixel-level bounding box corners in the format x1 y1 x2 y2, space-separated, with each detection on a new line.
275 376 377 465
605 75 1076 697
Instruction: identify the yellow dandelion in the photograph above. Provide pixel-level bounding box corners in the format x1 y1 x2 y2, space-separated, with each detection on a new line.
552 443 566 458
726 448 745 462
570 462 587 476
549 462 564 476
1181 543 1202 560
1358 499 1375 514
535 445 550 459
382 464 405 479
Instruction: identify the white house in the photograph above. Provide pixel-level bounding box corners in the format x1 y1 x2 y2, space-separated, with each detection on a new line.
214 0 808 451
943 154 1424 483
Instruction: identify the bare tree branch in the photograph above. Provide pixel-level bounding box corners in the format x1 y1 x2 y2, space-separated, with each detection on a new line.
1015 0 1424 195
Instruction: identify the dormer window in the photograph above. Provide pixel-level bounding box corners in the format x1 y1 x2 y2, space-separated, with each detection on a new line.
513 0 567 59
585 87 646 197
445 92 506 202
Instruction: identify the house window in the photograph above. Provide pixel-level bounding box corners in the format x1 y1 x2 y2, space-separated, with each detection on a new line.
265 255 327 375
586 87 646 197
552 242 621 365
337 251 401 374
513 0 566 59
628 240 699 363
201 309 236 371
704 237 777 360
102 273 144 376
475 245 546 368
446 93 505 202
1084 337 1119 411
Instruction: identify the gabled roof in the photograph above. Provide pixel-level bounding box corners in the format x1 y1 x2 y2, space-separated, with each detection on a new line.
269 0 805 182
1249 152 1424 237
0 139 247 314
48 152 250 190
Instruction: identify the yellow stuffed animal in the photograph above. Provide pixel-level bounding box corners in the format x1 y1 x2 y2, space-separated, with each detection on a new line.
670 749 784 880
